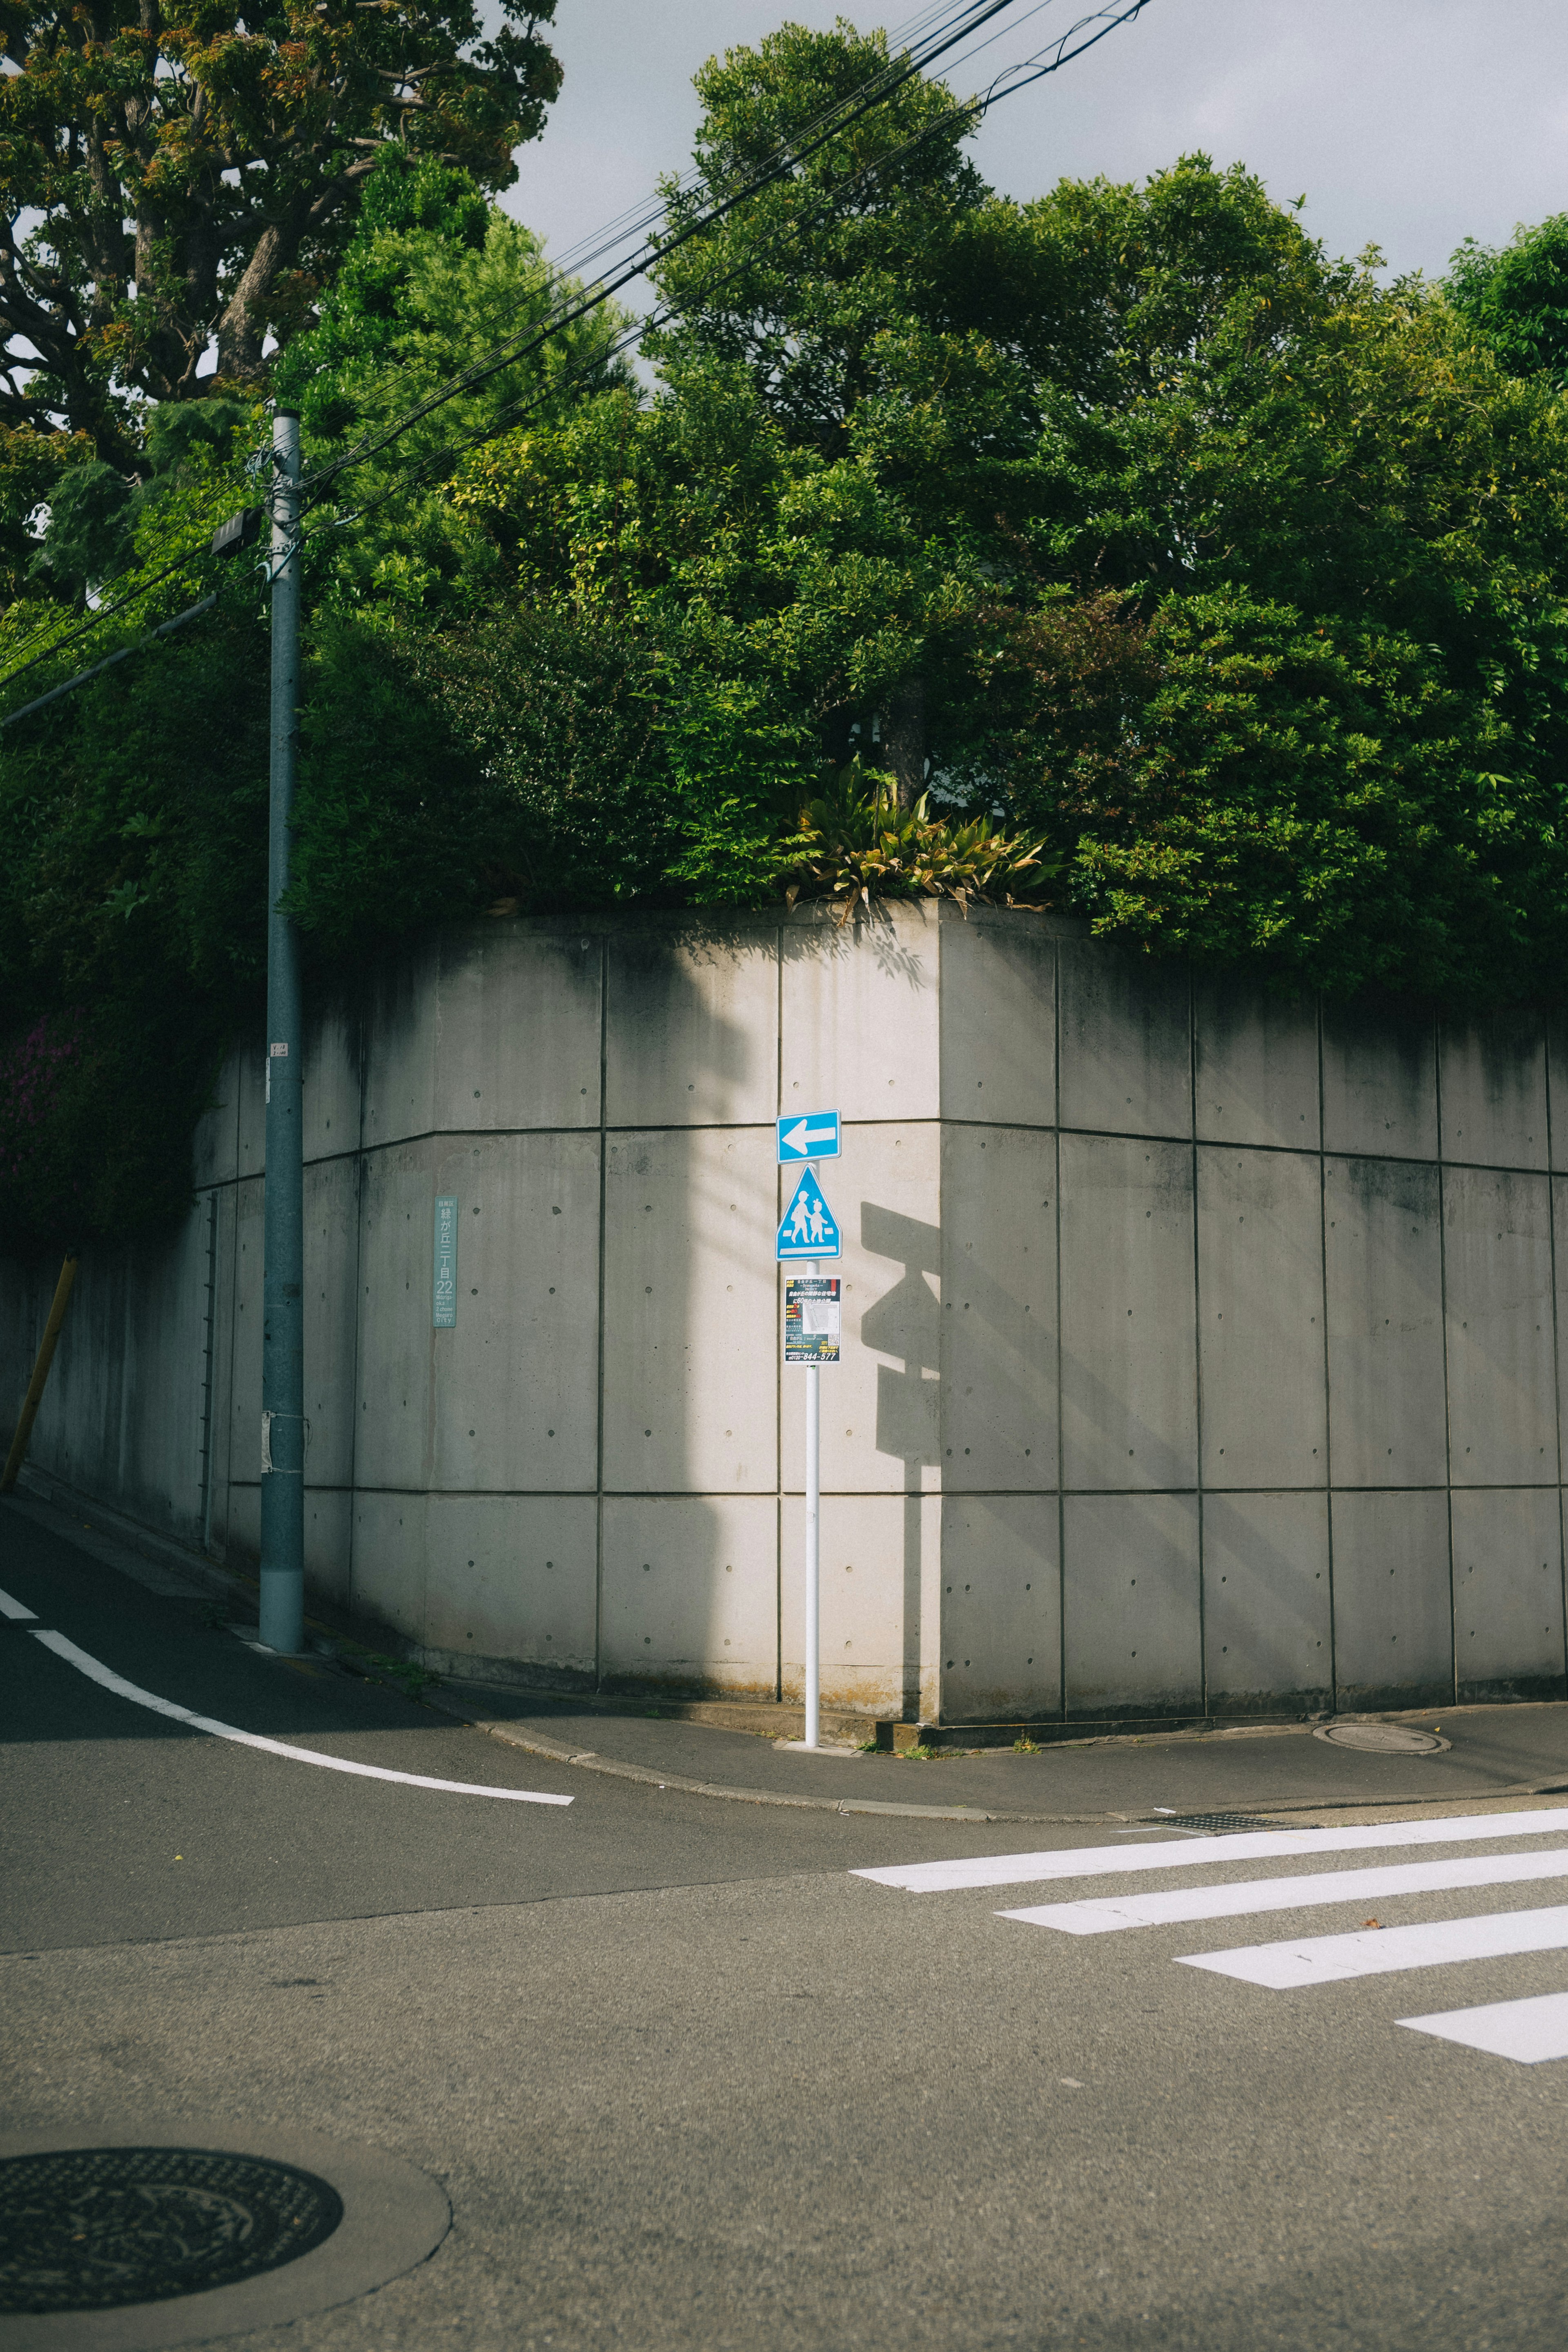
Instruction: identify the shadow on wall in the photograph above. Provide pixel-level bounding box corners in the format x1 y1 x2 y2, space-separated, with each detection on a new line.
862 1204 940 1721
594 921 778 1705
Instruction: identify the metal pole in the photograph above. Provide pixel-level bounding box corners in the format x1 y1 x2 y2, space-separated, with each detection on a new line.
803 1226 820 1749
259 410 305 1654
1 1252 80 1494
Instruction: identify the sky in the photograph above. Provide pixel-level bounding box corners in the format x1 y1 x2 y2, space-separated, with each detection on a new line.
506 0 1568 292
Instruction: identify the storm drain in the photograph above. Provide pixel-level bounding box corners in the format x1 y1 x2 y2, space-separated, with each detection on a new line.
0 2147 343 2315
1143 1810 1294 1833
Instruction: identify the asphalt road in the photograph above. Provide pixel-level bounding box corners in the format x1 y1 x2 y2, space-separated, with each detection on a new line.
7 1501 1568 2350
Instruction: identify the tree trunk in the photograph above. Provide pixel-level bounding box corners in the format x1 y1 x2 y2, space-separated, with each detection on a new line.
884 672 926 808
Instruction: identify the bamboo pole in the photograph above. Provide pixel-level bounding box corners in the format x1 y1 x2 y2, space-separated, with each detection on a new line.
2 1253 80 1494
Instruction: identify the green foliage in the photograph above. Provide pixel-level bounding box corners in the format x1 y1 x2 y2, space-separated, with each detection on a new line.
12 24 1568 1259
780 761 1055 920
1448 216 1568 388
1058 588 1566 999
0 0 565 456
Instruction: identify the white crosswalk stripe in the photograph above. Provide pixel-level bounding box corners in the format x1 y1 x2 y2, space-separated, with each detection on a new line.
857 1805 1568 2064
998 1847 1568 1935
853 1807 1568 1894
1179 1906 1568 1988
1398 1990 1568 2062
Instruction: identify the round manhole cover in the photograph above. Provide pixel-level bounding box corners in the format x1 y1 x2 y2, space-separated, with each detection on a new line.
1313 1723 1451 1754
0 2148 343 2316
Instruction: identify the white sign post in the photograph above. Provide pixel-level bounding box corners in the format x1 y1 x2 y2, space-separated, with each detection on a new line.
777 1121 842 1751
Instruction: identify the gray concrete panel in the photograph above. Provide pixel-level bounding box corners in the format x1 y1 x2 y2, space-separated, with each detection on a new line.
191 1051 241 1188
1324 1156 1446 1486
782 1492 941 1719
787 1125 943 1497
1194 982 1319 1150
939 1494 1060 1722
602 1495 778 1696
1062 1492 1202 1711
1443 1167 1555 1485
350 1145 437 1491
206 1183 240 1557
226 1176 264 1499
349 1489 428 1644
606 922 777 1128
940 1125 1056 1492
1058 938 1191 1139
1203 1490 1331 1706
938 910 1054 1128
1450 1487 1565 1694
1549 1022 1568 1172
1440 1015 1548 1169
782 903 939 1123
423 1492 598 1678
1321 999 1438 1160
304 1488 352 1609
303 1158 360 1490
236 1045 265 1178
1330 1488 1453 1704
303 1002 361 1165
602 1127 777 1495
428 1134 601 1494
224 1475 258 1569
1059 1134 1198 1491
363 925 602 1150
1198 1147 1326 1488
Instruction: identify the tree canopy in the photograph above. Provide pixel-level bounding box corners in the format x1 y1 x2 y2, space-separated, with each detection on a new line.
7 17 1568 1253
0 0 564 469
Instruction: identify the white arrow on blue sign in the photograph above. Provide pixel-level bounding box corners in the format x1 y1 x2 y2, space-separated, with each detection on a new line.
777 1109 840 1163
777 1169 841 1261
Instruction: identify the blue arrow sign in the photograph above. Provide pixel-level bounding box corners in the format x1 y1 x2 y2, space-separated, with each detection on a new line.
777 1169 841 1261
777 1109 840 1163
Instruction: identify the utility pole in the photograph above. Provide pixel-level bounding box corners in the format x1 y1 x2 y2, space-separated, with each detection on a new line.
259 409 305 1654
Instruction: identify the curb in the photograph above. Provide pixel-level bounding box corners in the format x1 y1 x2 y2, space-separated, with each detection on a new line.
420 1687 1568 1827
14 1480 1568 1831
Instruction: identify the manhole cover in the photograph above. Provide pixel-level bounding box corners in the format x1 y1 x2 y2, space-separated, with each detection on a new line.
1313 1723 1451 1754
0 2148 343 2316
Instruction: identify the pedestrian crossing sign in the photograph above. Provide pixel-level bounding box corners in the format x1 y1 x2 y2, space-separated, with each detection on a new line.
777 1168 840 1261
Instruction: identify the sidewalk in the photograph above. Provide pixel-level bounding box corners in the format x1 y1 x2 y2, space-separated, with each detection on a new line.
428 1677 1568 1824
12 1475 1568 1829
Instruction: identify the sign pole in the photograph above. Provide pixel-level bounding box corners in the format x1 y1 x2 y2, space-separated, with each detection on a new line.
775 1116 840 1755
803 1222 820 1751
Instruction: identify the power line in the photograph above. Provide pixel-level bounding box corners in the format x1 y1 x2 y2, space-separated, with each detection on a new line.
299 0 1027 500
298 1 1155 541
0 0 1154 699
0 2 1004 696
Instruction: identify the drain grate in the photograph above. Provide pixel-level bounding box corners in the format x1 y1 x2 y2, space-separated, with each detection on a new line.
1144 1810 1293 1834
0 2146 343 2315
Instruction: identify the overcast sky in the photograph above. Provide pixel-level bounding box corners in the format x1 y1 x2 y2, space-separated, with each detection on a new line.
506 0 1568 293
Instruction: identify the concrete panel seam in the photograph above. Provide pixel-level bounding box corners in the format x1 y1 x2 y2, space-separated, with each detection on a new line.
1434 1056 1460 1707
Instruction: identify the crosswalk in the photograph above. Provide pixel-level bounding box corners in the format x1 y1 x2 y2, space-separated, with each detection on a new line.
854 1806 1568 2065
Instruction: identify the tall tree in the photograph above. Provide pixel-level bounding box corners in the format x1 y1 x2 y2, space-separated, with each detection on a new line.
0 0 565 464
1447 215 1568 389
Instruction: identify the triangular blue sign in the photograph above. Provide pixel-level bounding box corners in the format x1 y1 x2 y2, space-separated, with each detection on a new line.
777 1169 841 1261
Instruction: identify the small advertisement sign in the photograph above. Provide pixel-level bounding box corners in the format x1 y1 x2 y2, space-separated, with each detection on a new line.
785 1276 841 1364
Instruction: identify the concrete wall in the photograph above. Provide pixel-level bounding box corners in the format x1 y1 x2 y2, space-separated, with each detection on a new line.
6 906 1568 1723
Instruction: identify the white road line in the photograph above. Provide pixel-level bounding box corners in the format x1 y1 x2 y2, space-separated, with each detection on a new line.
31 1629 573 1806
1176 1905 1568 1988
853 1809 1568 1895
999 1849 1568 1934
0 1584 38 1621
1398 1990 1568 2063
